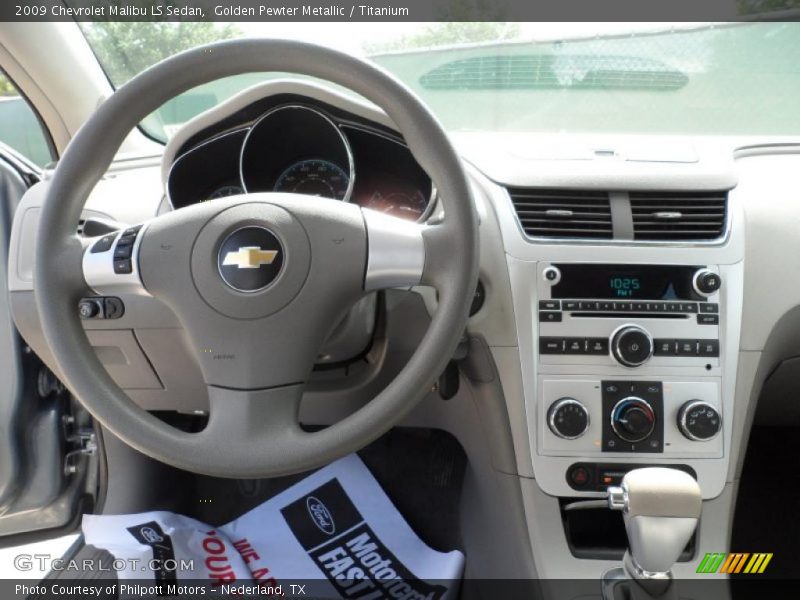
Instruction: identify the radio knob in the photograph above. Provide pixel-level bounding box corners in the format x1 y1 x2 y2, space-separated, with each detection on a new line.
693 269 722 296
611 397 656 442
611 325 653 367
678 401 722 441
548 398 589 440
543 266 561 285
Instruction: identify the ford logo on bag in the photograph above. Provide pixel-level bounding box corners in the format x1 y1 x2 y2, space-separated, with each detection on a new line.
306 497 335 535
140 526 164 544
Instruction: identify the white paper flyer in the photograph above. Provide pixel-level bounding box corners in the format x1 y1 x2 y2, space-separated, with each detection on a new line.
82 454 464 599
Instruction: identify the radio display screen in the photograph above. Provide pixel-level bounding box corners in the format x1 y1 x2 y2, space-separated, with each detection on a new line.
550 264 701 300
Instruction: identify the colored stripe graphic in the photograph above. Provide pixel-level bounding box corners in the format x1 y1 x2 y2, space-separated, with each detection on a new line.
697 552 773 574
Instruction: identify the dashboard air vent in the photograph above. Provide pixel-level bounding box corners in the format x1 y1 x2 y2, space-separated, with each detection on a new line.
630 191 727 241
508 188 612 239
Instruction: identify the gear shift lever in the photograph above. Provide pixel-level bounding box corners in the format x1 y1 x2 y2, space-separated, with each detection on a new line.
607 468 701 596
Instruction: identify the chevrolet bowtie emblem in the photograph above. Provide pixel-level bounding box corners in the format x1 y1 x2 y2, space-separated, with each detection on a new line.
222 246 280 269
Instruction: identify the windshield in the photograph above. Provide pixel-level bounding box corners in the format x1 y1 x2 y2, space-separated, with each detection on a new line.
77 21 800 142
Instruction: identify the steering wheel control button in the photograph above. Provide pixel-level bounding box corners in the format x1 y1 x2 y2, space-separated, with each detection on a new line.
611 325 653 367
113 244 133 260
113 259 132 274
602 381 664 453
543 266 561 284
78 299 103 319
678 401 722 441
217 226 284 293
693 269 722 296
548 398 590 440
91 233 116 254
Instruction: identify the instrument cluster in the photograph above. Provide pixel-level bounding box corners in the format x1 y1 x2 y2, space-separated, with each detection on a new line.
167 103 434 222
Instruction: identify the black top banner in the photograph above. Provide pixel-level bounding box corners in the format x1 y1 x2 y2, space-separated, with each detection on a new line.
3 0 800 22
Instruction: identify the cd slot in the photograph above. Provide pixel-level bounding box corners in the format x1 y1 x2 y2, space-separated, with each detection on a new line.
571 312 689 319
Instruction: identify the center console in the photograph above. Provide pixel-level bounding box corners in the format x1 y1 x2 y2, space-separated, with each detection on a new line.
537 263 724 494
510 257 742 500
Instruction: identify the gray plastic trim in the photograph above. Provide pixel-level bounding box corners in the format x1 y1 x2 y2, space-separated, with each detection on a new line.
362 208 424 291
82 225 150 297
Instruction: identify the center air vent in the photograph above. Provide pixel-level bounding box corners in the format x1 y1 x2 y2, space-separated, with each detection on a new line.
508 188 612 239
630 191 728 241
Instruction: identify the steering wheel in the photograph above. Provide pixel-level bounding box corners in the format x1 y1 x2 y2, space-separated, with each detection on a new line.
33 40 478 478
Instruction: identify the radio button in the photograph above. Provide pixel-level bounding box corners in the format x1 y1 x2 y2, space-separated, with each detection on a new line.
666 302 682 312
579 301 599 311
613 301 631 311
632 302 648 312
681 302 699 313
563 300 579 311
654 339 677 356
539 300 560 310
699 340 720 357
566 339 585 354
677 340 699 356
699 303 719 313
540 337 565 354
648 302 667 312
598 301 614 312
539 311 562 323
587 338 609 354
697 314 719 325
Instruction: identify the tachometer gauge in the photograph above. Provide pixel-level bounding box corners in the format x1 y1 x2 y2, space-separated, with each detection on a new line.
363 190 428 221
274 159 350 200
207 185 244 200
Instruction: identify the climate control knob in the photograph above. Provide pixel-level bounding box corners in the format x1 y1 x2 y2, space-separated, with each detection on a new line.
678 401 721 441
548 398 589 440
611 397 656 442
611 325 653 367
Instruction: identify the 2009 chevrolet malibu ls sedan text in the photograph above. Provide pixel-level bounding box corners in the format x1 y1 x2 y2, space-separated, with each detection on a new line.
0 15 799 600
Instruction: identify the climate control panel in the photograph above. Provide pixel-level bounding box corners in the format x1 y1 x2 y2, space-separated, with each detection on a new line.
539 378 722 459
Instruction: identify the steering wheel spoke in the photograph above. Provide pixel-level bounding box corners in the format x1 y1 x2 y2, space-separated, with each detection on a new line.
362 208 425 291
200 384 305 475
82 223 151 297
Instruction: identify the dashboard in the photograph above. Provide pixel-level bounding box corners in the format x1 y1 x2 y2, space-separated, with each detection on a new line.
7 76 800 581
166 97 434 222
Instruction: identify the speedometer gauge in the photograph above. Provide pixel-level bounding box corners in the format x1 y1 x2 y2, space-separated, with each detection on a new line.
274 159 350 200
207 184 244 200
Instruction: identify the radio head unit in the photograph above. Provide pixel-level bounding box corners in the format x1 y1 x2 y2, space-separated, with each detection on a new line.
548 264 710 300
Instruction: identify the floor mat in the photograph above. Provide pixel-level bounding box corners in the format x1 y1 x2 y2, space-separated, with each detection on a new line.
731 426 800 579
186 429 466 552
82 454 464 598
